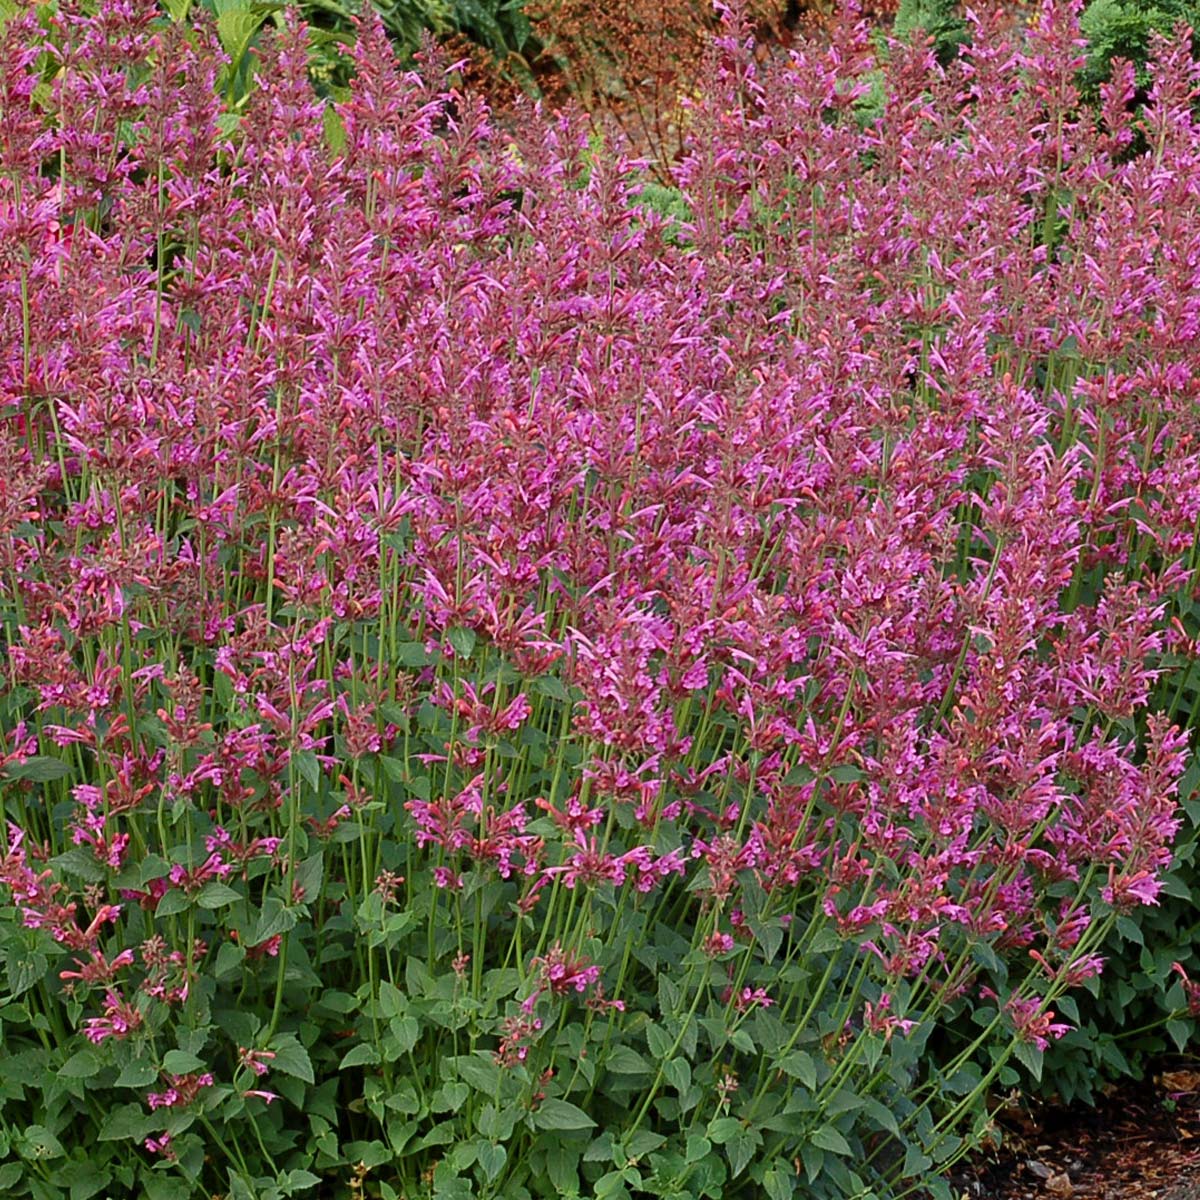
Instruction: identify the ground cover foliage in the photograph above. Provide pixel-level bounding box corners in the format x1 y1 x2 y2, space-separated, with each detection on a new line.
2 1 1200 1198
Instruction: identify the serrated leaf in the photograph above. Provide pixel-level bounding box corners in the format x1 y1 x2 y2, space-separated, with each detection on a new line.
6 755 72 782
251 896 298 944
58 1048 101 1078
446 626 476 660
393 642 431 669
663 1057 690 1093
605 1045 651 1074
49 847 107 883
532 1098 595 1131
645 1022 672 1059
155 889 191 917
98 1103 151 1141
6 947 47 998
340 1043 380 1069
197 881 241 909
477 1141 506 1182
451 1054 500 1093
115 1058 158 1087
728 1128 760 1178
283 1169 321 1191
294 749 321 792
779 1049 817 1088
533 675 571 702
811 1125 852 1156
162 1049 205 1074
624 1130 665 1158
764 1165 794 1200
1013 1039 1044 1081
707 1117 741 1145
272 1034 315 1083
21 1124 64 1159
379 980 405 1019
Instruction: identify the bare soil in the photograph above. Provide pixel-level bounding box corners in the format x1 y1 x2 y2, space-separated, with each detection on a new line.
949 1065 1200 1200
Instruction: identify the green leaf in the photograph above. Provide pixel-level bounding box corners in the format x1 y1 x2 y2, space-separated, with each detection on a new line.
1013 1040 1044 1082
281 1169 321 1193
764 1165 794 1200
386 1016 420 1058
272 1034 315 1084
436 1081 469 1111
394 642 432 669
532 675 571 702
197 881 241 909
779 1050 817 1089
58 1048 101 1079
21 1124 64 1159
116 1057 158 1087
6 947 47 998
251 897 298 944
475 1103 515 1141
663 1057 690 1094
727 1128 760 1178
645 1022 672 1059
451 1054 500 1093
294 851 324 903
446 626 477 660
605 1045 651 1074
477 1141 506 1182
340 1043 381 1069
624 1130 665 1158
828 764 864 783
546 1143 578 1191
6 755 72 782
162 1049 206 1074
99 1103 152 1141
214 0 267 68
1167 1019 1191 1052
532 1098 595 1131
49 847 107 883
215 939 246 979
155 889 191 918
379 981 405 1019
294 749 321 792
707 1117 741 1145
903 1143 932 1176
811 1125 852 1156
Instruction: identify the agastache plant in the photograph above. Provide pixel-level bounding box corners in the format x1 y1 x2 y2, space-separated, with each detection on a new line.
0 1 1198 1198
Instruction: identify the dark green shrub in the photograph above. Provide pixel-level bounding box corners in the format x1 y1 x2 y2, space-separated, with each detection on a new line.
1080 0 1200 94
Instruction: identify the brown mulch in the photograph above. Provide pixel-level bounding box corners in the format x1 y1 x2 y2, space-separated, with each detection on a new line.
948 1065 1200 1200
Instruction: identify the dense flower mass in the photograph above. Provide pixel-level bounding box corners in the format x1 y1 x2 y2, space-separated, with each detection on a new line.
0 1 1198 1197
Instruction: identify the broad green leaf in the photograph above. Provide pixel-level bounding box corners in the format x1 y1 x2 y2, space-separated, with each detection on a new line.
779 1050 818 1088
115 1058 158 1088
58 1048 101 1079
532 1098 595 1131
6 756 71 782
272 1034 315 1083
811 1125 852 1156
197 881 241 909
446 626 476 660
162 1049 205 1074
450 1054 499 1093
340 1043 380 1069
